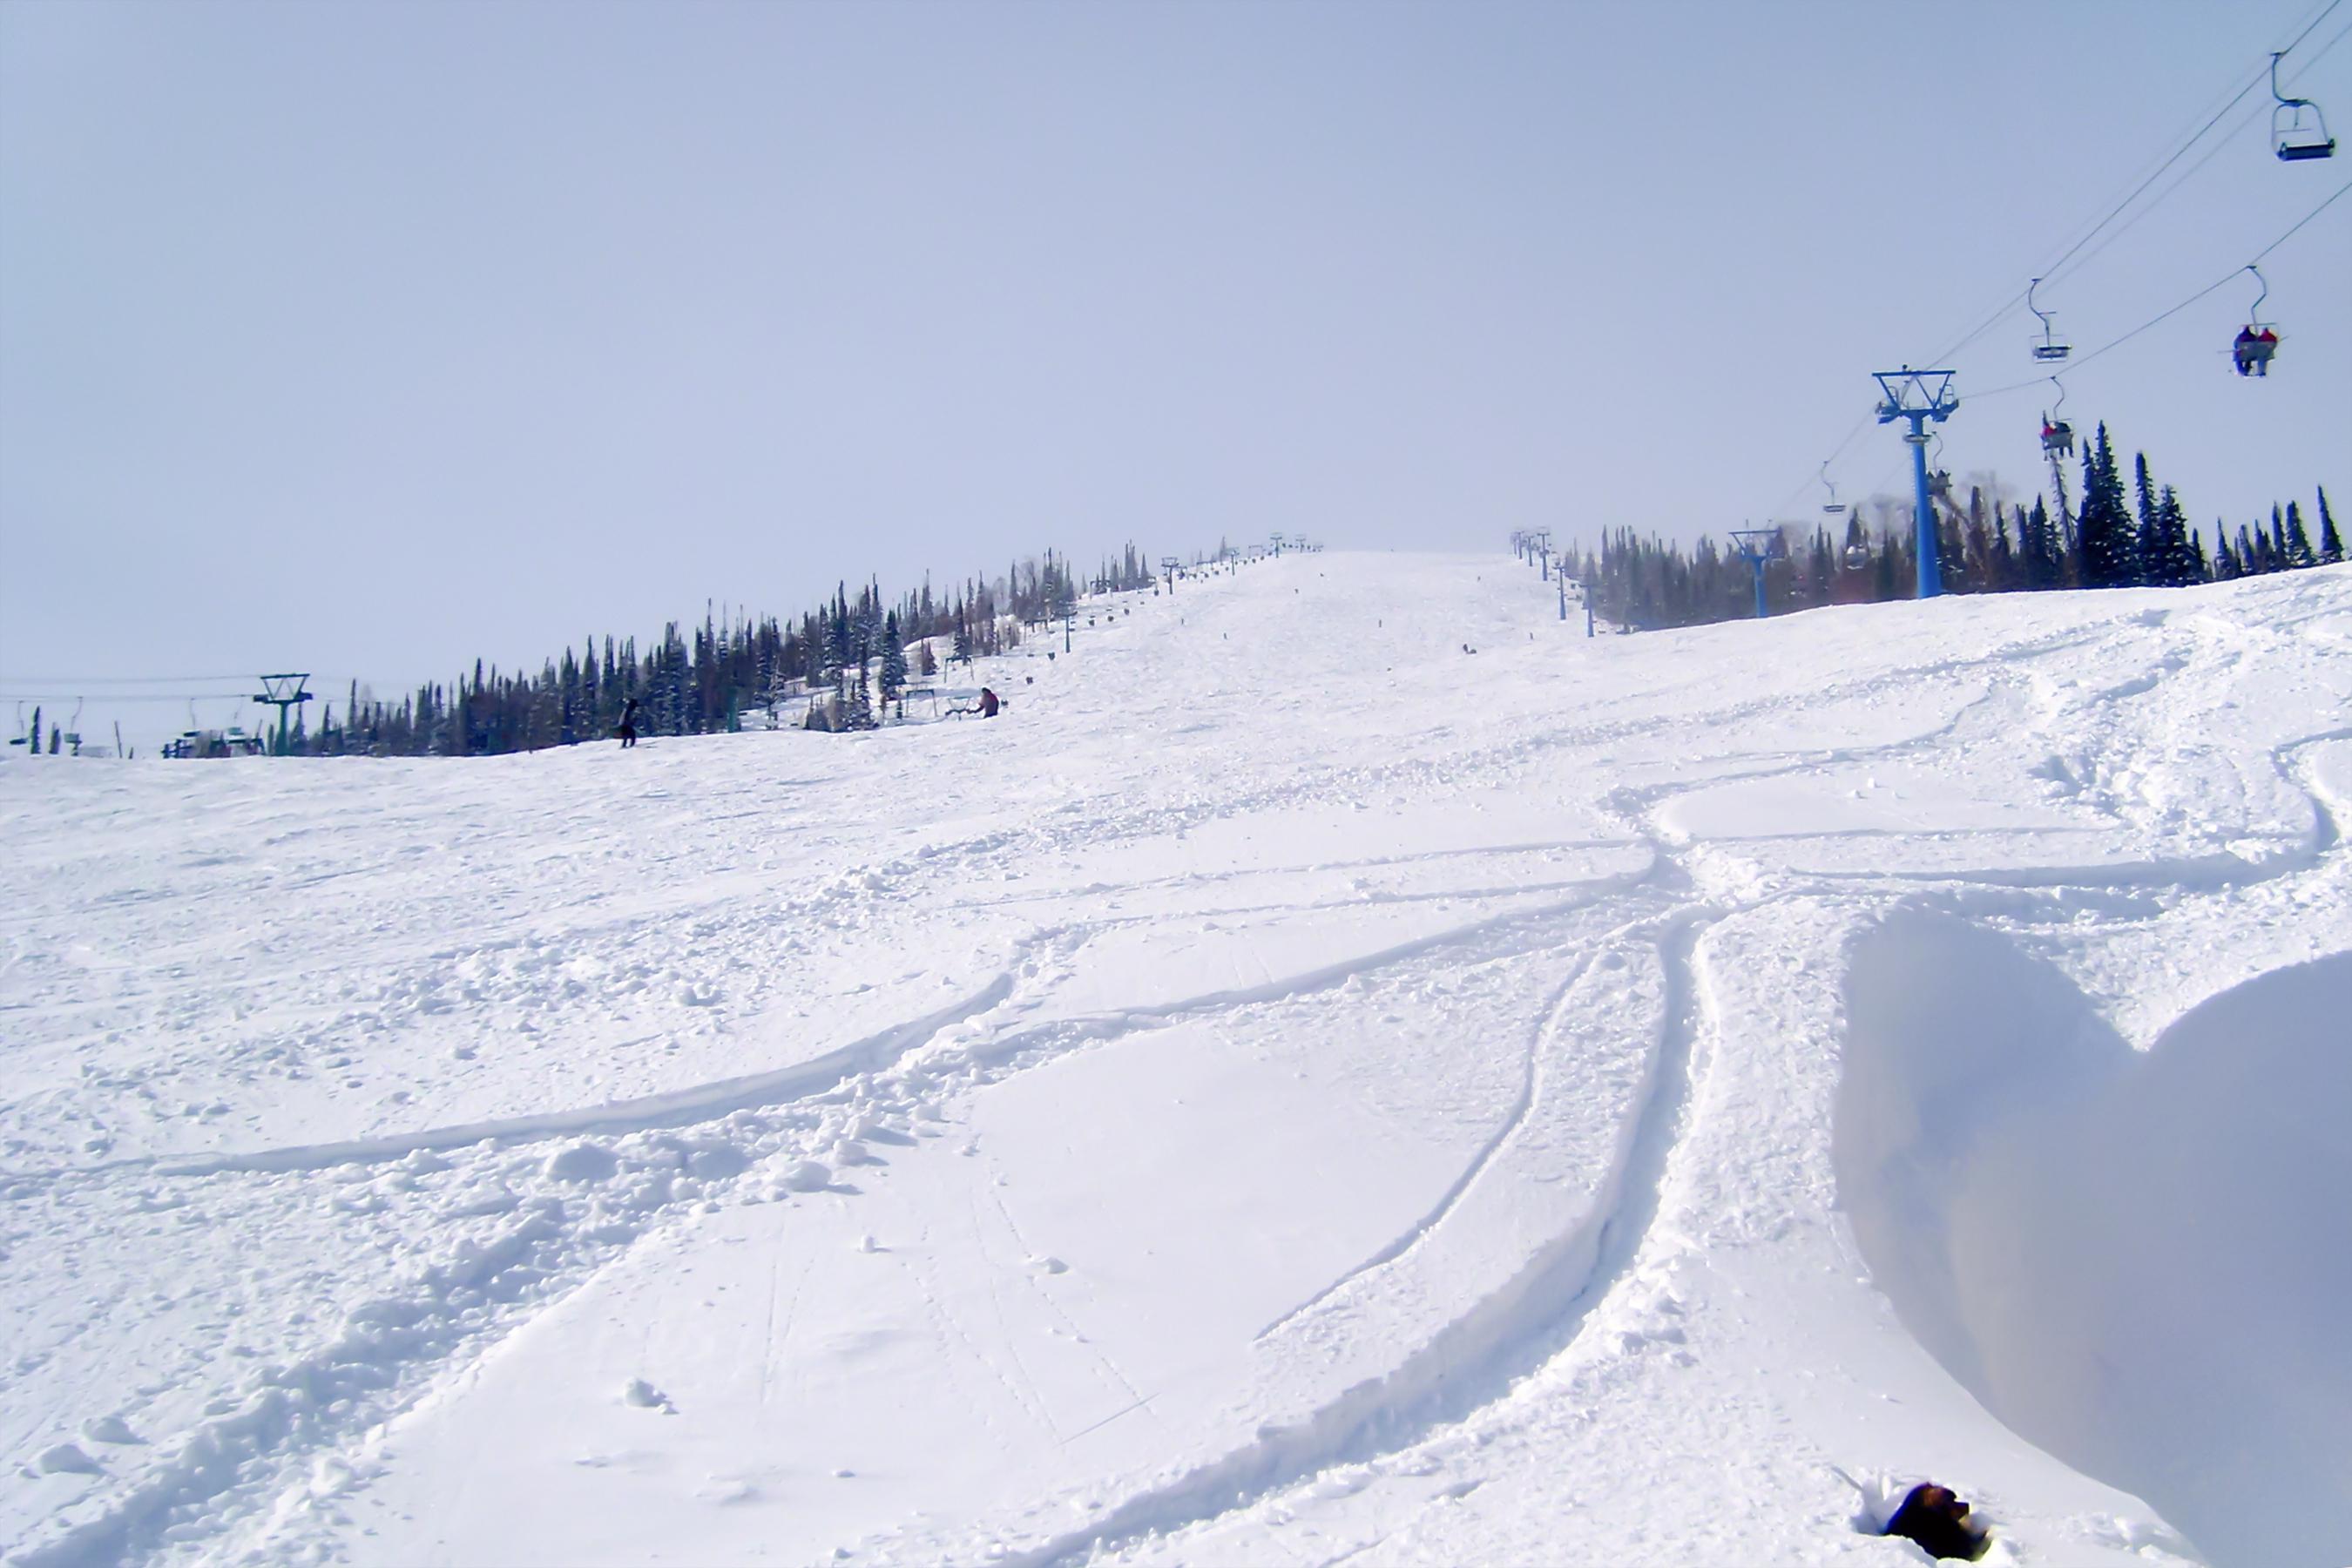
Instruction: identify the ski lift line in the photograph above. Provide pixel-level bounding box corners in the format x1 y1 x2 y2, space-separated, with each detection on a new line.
2244 167 2344 252
1922 66 2270 366
1775 416 1877 517
0 672 260 685
1961 174 2350 404
2044 21 2352 294
0 693 260 703
2031 0 2344 285
1778 7 2343 535
2282 0 2349 57
1923 6 2340 368
2032 76 2268 297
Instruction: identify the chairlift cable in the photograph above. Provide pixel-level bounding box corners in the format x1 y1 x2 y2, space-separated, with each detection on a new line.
1923 3 2339 368
2030 0 2343 287
1769 3 2345 537
1773 413 1879 518
2039 78 2265 285
1919 62 2268 367
0 693 260 704
0 672 259 685
1958 175 2351 403
2044 21 2352 293
2281 0 2349 56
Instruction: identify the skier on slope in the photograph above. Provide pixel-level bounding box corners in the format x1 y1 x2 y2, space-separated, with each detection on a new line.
618 696 640 747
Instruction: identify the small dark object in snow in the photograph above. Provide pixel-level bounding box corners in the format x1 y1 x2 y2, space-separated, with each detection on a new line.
1885 1483 1989 1561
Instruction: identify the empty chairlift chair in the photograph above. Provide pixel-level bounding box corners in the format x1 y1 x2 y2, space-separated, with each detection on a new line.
2272 51 2337 161
2028 277 2071 362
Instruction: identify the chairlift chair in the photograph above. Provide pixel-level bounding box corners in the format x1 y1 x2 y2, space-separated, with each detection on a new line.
2232 266 2281 376
2027 277 2071 362
1927 436 1954 502
2272 51 2337 161
2039 376 2074 456
1819 463 1847 515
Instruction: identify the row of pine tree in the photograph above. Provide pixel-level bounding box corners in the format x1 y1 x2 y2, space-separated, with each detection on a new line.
1577 424 2339 631
287 545 1158 756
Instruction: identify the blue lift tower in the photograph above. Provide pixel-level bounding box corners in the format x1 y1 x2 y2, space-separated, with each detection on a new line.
1872 368 1959 598
1727 528 1787 618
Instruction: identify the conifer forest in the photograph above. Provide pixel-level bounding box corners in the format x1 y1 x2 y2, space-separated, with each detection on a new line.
1574 428 2338 633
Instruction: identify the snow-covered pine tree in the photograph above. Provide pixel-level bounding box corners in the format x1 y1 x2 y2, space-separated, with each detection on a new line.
2320 489 2343 565
846 651 874 730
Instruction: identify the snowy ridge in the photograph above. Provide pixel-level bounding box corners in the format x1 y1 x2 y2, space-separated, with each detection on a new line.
4 553 2349 1567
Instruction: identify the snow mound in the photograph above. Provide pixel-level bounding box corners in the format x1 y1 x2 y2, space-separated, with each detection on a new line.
1838 912 2352 1568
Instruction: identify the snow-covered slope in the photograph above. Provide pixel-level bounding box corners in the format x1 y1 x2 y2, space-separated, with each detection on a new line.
4 554 2348 1568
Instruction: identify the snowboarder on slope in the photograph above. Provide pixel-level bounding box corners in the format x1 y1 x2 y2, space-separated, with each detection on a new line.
618 697 640 747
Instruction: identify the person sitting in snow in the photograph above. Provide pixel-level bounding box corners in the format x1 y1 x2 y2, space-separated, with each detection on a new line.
978 686 1000 719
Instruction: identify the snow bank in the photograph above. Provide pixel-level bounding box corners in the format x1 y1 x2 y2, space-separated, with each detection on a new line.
1839 913 2352 1567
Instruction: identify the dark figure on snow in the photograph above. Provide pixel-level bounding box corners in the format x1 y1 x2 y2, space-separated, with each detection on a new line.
978 686 1000 719
618 697 640 747
1884 1483 1988 1561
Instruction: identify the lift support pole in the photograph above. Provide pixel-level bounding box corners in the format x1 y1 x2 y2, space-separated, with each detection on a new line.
1727 529 1787 618
1873 367 1959 599
253 672 314 756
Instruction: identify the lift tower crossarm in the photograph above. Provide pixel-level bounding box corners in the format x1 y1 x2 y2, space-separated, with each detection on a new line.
252 672 314 757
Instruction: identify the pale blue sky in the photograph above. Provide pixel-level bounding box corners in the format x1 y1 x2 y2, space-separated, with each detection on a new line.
3 1 2346 745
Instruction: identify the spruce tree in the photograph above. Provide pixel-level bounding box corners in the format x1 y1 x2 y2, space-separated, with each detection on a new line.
2320 488 2343 565
2155 488 2195 585
2133 455 2163 587
880 611 909 707
2024 499 2055 589
2078 426 2135 587
2281 501 2316 570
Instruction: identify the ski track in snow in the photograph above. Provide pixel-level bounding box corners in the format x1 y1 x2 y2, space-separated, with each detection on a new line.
3 555 2348 1568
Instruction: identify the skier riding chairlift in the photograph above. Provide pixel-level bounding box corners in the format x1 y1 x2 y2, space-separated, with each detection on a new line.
2233 326 2278 376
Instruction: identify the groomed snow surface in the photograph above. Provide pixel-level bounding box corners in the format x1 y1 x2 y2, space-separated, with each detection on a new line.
4 553 2349 1568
